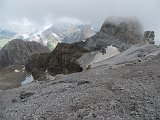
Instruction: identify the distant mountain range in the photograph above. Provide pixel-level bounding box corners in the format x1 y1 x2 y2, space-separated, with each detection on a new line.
0 28 16 39
27 23 95 50
0 28 16 48
0 22 95 50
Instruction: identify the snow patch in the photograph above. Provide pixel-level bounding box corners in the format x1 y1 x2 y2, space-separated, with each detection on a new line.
14 69 20 73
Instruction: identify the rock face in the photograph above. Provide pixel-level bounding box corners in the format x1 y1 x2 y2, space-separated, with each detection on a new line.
25 43 89 80
74 17 144 52
143 31 155 44
0 39 50 70
100 17 143 44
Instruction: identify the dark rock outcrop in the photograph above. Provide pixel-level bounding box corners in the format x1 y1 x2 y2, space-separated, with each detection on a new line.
25 53 50 80
47 43 89 76
25 43 89 80
143 31 155 44
74 17 144 52
100 17 143 44
0 39 50 70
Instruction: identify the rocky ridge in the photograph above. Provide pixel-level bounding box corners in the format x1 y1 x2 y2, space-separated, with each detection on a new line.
0 39 50 70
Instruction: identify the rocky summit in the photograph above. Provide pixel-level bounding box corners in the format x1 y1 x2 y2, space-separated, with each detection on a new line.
74 17 146 52
0 39 50 70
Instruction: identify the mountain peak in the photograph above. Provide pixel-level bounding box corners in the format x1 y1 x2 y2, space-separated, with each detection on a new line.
0 39 50 70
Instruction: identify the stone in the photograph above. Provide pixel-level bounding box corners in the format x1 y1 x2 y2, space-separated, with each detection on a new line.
143 31 155 44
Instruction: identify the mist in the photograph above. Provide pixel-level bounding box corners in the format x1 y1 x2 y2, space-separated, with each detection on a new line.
0 0 160 43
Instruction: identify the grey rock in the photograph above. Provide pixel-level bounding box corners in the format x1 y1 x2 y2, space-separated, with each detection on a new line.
143 31 155 44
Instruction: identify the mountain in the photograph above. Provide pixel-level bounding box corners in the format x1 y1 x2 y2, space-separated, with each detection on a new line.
0 22 95 50
0 39 50 70
28 23 95 50
74 17 144 52
50 23 95 43
28 28 62 50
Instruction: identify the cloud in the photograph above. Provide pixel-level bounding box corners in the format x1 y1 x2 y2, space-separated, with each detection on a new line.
7 18 36 34
0 0 160 43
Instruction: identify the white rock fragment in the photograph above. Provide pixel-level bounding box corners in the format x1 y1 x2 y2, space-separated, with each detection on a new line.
23 67 25 70
21 74 34 86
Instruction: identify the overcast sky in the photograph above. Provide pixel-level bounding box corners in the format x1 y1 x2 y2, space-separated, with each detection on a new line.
0 0 160 43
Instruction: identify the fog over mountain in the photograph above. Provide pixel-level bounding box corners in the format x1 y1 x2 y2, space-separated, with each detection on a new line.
0 0 160 43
